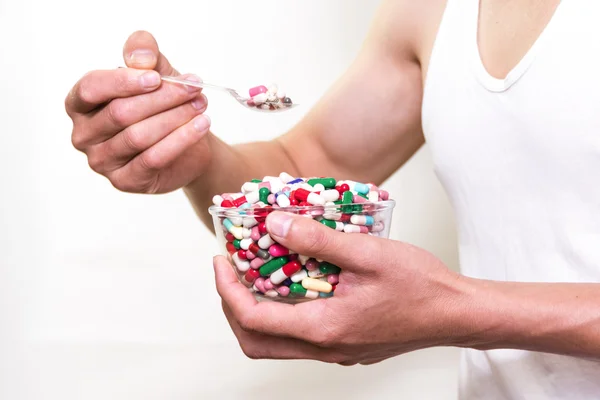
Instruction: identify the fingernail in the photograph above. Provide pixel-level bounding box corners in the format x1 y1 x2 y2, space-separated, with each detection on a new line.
140 71 160 89
194 115 211 131
128 50 157 67
191 96 206 110
183 74 202 92
267 212 293 238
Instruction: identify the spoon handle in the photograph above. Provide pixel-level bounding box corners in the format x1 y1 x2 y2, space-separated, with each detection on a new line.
160 75 234 93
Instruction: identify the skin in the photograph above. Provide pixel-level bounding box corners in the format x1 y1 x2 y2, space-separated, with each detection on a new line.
66 0 600 366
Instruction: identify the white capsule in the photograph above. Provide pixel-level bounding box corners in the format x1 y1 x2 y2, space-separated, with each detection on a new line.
313 183 325 192
321 190 340 202
297 254 310 265
307 193 325 205
258 234 276 249
240 238 253 250
343 224 363 233
267 92 277 102
305 290 319 299
252 93 268 105
212 195 224 206
242 228 252 239
270 268 289 285
242 182 259 193
368 190 379 203
243 217 258 228
268 83 278 95
269 180 285 194
230 226 244 240
245 191 260 204
291 269 308 283
279 172 295 183
264 289 279 298
371 221 385 232
232 253 250 272
230 192 244 200
276 194 291 207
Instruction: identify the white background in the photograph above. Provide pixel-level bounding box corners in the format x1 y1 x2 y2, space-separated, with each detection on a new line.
0 0 460 398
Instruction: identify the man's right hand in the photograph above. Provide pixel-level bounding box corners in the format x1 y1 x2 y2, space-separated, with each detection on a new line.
66 31 212 194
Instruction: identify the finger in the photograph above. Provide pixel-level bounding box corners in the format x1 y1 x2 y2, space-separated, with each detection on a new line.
265 211 383 272
123 30 178 76
222 303 344 362
107 113 211 192
359 356 390 365
88 94 207 173
213 255 325 342
66 68 161 116
82 74 203 147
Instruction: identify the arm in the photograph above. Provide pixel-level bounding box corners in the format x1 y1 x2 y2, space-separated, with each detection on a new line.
184 0 426 229
452 277 600 359
213 212 600 363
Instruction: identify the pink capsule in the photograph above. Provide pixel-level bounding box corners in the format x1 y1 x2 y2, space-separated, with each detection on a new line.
264 279 274 291
258 181 271 190
277 286 290 297
250 257 266 270
249 85 268 97
246 251 256 260
254 277 266 293
327 274 339 285
267 194 276 204
222 194 234 201
246 99 255 107
352 195 367 204
379 190 389 201
269 244 290 257
305 258 320 271
343 224 369 234
370 221 385 232
250 226 261 241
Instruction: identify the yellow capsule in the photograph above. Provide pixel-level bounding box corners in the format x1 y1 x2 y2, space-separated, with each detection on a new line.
301 277 332 293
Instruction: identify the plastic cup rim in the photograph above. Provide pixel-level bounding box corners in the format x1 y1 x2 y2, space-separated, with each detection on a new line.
208 199 396 216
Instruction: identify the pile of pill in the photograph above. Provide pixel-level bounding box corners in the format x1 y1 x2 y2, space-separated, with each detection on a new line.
211 172 392 301
246 84 293 110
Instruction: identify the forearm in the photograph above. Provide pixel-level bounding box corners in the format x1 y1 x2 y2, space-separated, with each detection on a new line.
448 276 600 359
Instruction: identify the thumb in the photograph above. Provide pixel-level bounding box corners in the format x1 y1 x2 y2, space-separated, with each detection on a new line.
265 212 379 271
122 30 178 76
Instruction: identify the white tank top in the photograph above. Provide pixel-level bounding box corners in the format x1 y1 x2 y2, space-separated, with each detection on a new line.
422 0 600 398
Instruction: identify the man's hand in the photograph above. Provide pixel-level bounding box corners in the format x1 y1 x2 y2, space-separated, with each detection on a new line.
66 31 212 194
213 211 465 365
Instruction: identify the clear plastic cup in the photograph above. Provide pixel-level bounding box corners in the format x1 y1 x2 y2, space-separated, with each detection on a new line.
209 200 395 303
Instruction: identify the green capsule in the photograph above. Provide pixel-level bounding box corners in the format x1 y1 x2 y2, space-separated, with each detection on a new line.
259 187 270 204
307 178 336 189
342 191 354 213
320 219 337 229
353 204 363 212
333 200 343 205
319 262 341 275
233 239 241 249
358 192 368 199
259 257 288 276
251 179 262 183
290 283 307 296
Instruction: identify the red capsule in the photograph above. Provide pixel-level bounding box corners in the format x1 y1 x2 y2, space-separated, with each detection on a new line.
225 233 235 242
336 183 350 196
282 260 302 276
233 196 248 207
294 188 310 202
332 284 337 292
258 222 267 235
221 200 234 208
243 269 260 285
226 242 236 254
339 214 351 222
237 250 247 260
